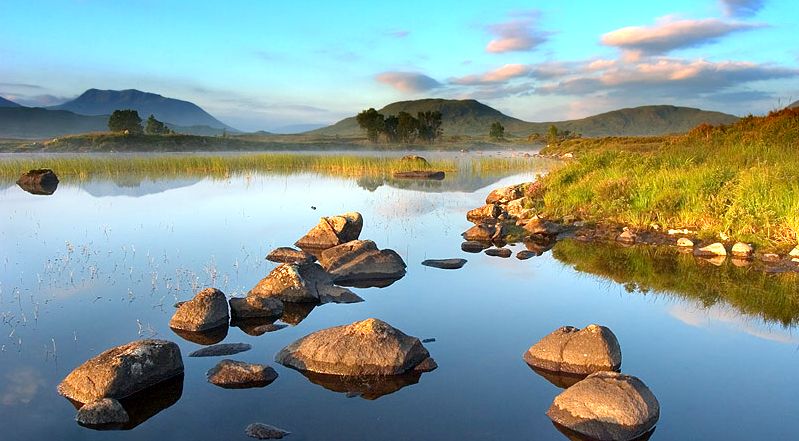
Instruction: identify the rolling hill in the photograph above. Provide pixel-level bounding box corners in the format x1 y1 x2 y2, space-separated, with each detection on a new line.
0 96 21 108
0 107 107 138
311 99 740 137
50 89 236 130
788 100 799 109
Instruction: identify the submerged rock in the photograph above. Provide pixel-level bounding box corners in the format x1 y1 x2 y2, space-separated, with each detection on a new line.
318 240 406 285
485 248 512 258
246 422 291 439
188 343 252 357
76 398 129 427
266 247 316 264
547 371 659 441
421 258 467 269
694 242 727 257
295 211 363 251
169 288 229 332
523 325 621 375
58 339 184 404
393 170 445 180
461 240 489 253
229 296 284 320
275 318 436 376
16 168 59 195
207 360 278 389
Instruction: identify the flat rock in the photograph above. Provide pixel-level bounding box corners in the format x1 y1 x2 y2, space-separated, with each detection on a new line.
275 318 435 376
694 242 727 257
523 325 621 375
189 343 252 357
547 371 659 441
421 258 467 269
230 296 284 319
393 170 445 180
58 339 184 404
76 398 129 427
169 288 229 332
266 247 315 264
246 422 291 439
485 248 511 258
462 224 496 241
295 211 363 251
207 359 278 388
461 241 488 253
318 240 406 285
516 250 537 260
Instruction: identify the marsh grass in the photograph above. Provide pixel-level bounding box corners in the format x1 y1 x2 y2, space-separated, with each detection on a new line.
553 239 799 326
538 109 799 248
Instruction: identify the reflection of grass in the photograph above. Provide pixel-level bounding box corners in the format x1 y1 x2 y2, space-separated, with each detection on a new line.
0 153 556 183
553 239 799 326
536 109 799 247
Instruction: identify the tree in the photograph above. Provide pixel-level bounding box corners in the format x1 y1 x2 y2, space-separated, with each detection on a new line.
489 121 505 140
356 108 385 142
144 114 171 135
547 124 559 144
416 110 442 142
383 115 400 142
108 109 143 134
396 111 419 143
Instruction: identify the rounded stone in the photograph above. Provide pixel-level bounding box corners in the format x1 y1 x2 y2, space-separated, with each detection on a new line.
523 324 621 375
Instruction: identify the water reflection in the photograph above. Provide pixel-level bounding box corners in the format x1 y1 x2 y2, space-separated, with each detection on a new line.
526 365 588 389
552 422 655 441
17 179 58 195
296 370 424 400
171 324 229 345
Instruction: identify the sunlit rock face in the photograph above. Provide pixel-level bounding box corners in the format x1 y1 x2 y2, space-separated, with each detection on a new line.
295 211 363 251
169 288 229 332
523 324 622 375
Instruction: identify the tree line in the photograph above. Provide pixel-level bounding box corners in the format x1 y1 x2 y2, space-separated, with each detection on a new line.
356 108 443 143
108 109 173 135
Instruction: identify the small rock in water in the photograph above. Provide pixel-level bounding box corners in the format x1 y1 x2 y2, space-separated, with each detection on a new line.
485 248 511 258
169 288 230 332
694 242 727 257
524 324 621 375
516 250 537 260
246 423 291 439
189 343 251 357
616 229 636 244
421 258 467 269
207 359 278 388
676 237 694 247
461 241 488 253
731 242 754 258
422 338 436 343
789 246 799 258
76 398 129 427
252 323 288 333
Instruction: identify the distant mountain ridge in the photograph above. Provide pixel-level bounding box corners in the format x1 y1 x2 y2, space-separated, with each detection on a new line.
788 100 799 109
0 96 21 108
312 99 740 137
50 89 235 130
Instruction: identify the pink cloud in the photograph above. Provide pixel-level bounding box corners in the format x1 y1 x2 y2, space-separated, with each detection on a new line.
485 11 549 53
375 71 441 93
451 64 529 85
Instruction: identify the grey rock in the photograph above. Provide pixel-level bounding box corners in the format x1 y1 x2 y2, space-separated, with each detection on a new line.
516 250 537 260
207 359 278 388
421 258 467 269
485 248 512 258
461 241 488 253
189 343 252 357
246 422 291 439
169 288 229 332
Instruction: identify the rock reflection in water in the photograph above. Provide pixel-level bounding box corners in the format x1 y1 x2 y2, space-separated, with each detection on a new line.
232 317 288 336
72 374 184 431
552 422 655 441
17 179 58 195
298 370 423 400
526 364 588 389
170 324 228 345
280 302 318 325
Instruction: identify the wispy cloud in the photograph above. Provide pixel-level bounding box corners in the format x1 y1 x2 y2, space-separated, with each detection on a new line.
375 71 441 93
0 82 43 90
485 10 549 53
720 0 765 17
601 16 762 57
450 64 530 85
386 30 410 38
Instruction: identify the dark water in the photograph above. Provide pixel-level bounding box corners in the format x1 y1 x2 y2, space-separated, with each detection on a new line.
1 164 797 440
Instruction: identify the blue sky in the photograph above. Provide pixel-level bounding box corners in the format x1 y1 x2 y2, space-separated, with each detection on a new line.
1 0 797 131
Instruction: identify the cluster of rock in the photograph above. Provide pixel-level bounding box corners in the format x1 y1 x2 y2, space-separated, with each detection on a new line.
463 182 559 259
523 325 660 441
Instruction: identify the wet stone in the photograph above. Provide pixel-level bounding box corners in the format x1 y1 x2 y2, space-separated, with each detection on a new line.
485 248 512 258
461 241 488 253
421 258 467 269
189 343 252 357
246 422 291 439
207 360 278 389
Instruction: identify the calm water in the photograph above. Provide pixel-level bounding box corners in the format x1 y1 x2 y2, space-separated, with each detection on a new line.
1 158 797 440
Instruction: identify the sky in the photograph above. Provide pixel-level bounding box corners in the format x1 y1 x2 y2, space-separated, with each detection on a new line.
1 0 798 131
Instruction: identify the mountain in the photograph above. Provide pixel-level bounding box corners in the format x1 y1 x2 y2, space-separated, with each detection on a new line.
50 89 235 130
788 100 799 109
311 99 740 138
0 96 21 108
0 107 107 138
270 123 327 134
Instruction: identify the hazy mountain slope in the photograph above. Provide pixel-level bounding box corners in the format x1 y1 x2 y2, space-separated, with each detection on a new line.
788 100 799 109
0 96 21 108
0 107 107 138
312 99 740 137
50 89 235 130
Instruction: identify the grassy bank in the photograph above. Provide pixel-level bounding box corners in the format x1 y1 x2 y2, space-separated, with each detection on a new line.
553 239 799 326
0 152 551 184
535 108 799 248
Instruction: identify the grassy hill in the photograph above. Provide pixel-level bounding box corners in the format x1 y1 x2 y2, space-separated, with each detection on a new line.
50 89 236 130
312 99 739 138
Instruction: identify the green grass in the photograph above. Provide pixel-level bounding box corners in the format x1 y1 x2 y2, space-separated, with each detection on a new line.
535 108 799 249
553 239 799 326
0 152 554 184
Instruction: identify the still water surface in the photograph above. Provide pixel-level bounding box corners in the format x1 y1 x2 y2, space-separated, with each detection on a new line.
1 160 797 440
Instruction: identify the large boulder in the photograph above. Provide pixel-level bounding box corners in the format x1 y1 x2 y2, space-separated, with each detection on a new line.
547 371 660 441
523 325 621 375
275 318 436 376
295 212 363 251
206 359 278 389
466 204 501 223
16 168 59 195
486 184 523 204
169 288 229 332
248 262 360 303
318 240 406 285
57 339 184 404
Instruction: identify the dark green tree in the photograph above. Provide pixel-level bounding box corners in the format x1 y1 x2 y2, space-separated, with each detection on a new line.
383 115 400 142
547 124 559 144
416 110 443 142
489 121 505 140
144 114 171 135
356 108 385 142
396 111 419 142
108 109 143 134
